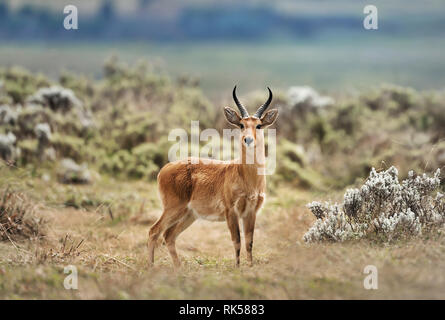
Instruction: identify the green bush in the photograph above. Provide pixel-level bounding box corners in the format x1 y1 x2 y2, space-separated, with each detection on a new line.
2 58 445 188
0 67 51 104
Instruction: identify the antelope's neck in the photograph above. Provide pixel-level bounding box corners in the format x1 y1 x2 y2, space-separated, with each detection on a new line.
238 144 267 191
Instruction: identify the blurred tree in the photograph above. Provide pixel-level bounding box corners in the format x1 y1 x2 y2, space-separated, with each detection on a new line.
97 0 115 21
138 0 154 9
0 1 9 19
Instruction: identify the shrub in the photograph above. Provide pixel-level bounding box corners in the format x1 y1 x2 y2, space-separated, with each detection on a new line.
303 166 445 243
111 112 158 150
286 86 334 113
0 66 50 104
99 142 167 180
0 105 18 125
361 85 419 113
16 138 38 165
0 188 44 241
57 158 93 185
15 104 54 139
0 132 17 160
274 139 325 189
51 133 86 161
27 86 83 113
4 60 445 188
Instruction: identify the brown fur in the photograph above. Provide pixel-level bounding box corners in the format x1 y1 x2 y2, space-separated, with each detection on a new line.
148 108 278 268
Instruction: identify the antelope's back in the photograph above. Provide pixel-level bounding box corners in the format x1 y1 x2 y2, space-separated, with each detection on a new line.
157 158 229 206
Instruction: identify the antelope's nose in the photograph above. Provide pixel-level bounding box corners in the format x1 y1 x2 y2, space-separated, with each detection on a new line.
244 137 254 146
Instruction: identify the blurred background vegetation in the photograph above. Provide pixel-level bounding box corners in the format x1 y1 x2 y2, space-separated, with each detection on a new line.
0 0 444 98
1 0 445 193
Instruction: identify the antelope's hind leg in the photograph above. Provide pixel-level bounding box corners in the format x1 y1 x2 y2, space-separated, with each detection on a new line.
163 212 196 268
147 205 187 268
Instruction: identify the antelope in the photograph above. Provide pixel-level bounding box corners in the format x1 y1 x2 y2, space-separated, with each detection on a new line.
148 86 278 268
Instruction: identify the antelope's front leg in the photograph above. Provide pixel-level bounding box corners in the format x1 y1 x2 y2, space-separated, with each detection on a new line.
243 213 256 267
225 211 241 267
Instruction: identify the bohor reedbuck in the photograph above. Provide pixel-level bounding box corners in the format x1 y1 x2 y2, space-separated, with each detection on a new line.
148 86 279 268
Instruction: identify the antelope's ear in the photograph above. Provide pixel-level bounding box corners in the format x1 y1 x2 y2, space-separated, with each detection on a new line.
260 109 279 128
224 107 242 127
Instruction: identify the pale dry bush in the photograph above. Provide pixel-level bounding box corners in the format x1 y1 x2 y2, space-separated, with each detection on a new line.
304 166 445 243
0 188 44 241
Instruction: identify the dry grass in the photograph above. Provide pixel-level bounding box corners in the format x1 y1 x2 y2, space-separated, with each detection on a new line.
1 176 445 299
0 188 44 242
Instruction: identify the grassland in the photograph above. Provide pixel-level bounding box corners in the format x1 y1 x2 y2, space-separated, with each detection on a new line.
2 11 445 297
2 36 445 100
1 165 445 299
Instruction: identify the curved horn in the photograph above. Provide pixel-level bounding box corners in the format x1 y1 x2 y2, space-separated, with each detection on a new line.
232 86 249 118
253 87 273 118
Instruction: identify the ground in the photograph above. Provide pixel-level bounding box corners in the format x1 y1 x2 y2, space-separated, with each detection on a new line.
1 175 445 299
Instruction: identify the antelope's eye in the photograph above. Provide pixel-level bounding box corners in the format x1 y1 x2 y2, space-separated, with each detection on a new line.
240 124 244 129
256 125 261 129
